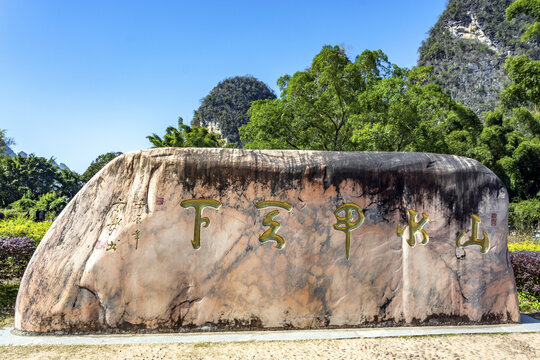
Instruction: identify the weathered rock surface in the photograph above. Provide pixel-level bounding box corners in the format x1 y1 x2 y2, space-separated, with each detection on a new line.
15 148 520 333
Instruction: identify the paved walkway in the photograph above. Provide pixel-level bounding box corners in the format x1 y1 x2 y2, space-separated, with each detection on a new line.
1 315 539 346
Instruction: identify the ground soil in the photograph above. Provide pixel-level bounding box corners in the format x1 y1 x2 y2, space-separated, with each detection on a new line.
0 333 538 360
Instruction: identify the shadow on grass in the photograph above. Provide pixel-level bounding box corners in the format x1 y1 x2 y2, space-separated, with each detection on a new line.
525 312 540 321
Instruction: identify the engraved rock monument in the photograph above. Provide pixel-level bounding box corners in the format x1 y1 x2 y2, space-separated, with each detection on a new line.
15 148 520 333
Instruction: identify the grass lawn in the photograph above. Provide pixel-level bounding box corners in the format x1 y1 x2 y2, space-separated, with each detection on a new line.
0 279 18 327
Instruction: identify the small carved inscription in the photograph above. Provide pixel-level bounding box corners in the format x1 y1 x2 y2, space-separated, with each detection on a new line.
105 199 127 251
133 199 146 249
106 241 117 251
106 199 126 236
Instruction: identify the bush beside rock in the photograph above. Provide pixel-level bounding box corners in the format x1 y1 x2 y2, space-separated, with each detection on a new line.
0 237 35 280
510 251 540 298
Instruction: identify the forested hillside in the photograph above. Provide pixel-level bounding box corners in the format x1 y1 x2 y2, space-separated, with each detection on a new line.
418 0 539 114
191 76 275 145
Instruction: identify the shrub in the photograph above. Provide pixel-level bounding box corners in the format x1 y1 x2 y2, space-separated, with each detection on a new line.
8 195 36 212
32 191 67 220
510 251 540 298
0 217 52 245
518 291 540 313
1 208 26 219
509 199 540 232
508 240 540 252
0 237 35 279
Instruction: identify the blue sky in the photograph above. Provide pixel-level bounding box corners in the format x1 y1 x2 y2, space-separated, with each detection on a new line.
1 0 447 173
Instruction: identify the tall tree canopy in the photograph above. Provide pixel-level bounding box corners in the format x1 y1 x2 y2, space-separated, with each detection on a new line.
82 152 123 182
472 107 540 200
0 154 83 207
192 76 276 145
240 46 480 155
503 0 540 110
506 0 540 41
501 55 540 110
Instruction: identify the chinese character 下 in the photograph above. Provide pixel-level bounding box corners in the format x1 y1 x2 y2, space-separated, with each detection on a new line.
180 199 222 249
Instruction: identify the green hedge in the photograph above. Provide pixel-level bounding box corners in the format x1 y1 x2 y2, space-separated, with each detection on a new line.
0 217 52 245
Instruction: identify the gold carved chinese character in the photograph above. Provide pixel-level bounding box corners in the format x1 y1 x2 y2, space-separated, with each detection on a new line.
112 199 127 213
397 209 429 247
134 200 146 210
106 217 123 236
333 203 364 260
132 199 146 250
181 199 222 249
255 201 292 249
106 199 126 236
456 214 490 253
133 229 141 250
106 241 117 252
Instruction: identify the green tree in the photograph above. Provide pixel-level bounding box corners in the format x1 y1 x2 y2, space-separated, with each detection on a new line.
352 67 482 153
0 154 82 207
241 46 480 155
241 47 392 151
58 168 84 198
470 106 540 200
192 76 276 145
0 154 58 206
502 0 540 111
477 0 540 203
501 55 540 110
148 117 225 148
32 192 68 219
506 0 540 41
82 152 123 182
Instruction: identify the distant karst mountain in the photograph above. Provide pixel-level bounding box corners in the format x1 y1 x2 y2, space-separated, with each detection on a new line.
418 0 539 114
2 145 16 158
2 145 71 171
192 76 276 145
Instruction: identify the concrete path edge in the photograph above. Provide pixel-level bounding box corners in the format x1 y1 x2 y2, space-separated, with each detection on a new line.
1 315 539 346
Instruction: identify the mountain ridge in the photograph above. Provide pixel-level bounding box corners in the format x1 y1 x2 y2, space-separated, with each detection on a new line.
2 145 71 171
418 0 539 114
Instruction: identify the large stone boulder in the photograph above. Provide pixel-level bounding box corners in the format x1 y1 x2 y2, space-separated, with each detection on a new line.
15 148 520 333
